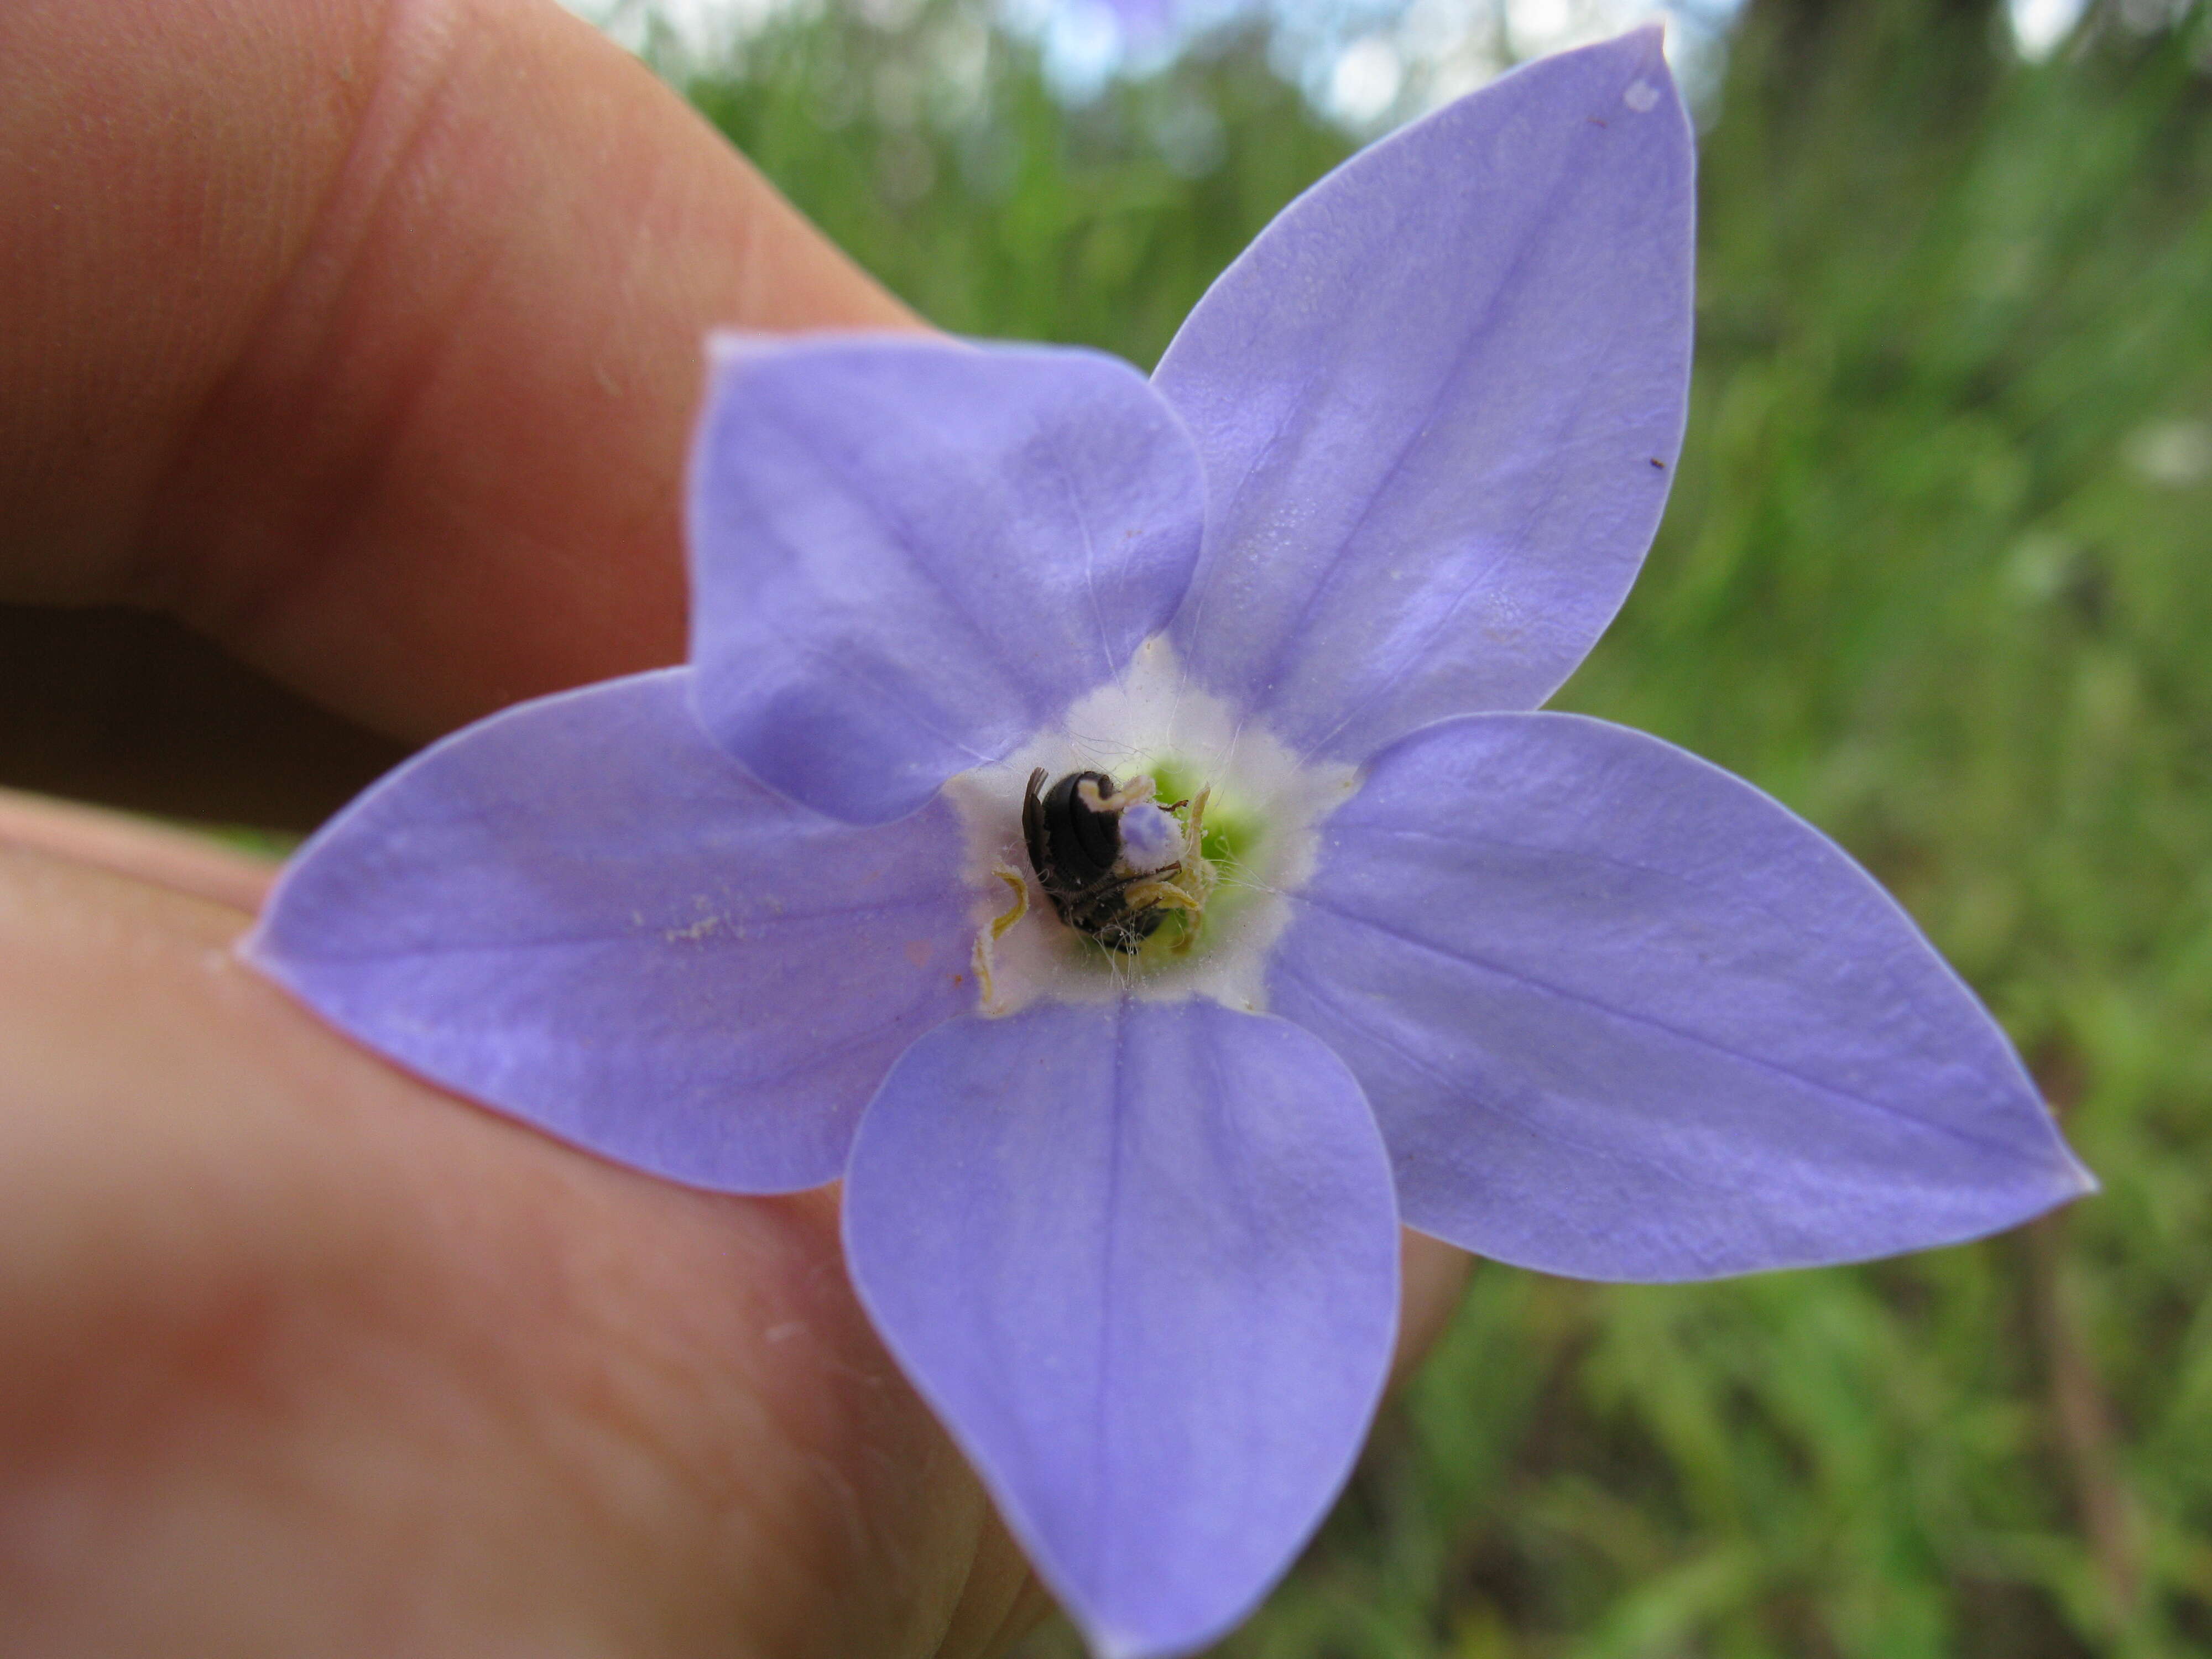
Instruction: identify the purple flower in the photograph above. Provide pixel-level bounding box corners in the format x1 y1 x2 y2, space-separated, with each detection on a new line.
247 29 2090 1659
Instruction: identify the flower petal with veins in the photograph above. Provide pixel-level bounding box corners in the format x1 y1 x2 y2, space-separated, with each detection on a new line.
250 670 974 1193
1269 713 2094 1281
689 335 1205 826
844 999 1399 1659
1156 29 1694 762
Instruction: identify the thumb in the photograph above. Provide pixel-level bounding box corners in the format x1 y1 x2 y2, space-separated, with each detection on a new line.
0 818 1041 1657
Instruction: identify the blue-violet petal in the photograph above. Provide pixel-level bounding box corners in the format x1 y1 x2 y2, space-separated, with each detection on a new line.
249 669 974 1193
843 1000 1400 1659
1269 712 2093 1281
688 334 1204 825
1155 29 1694 761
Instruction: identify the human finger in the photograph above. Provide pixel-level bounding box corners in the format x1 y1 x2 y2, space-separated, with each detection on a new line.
0 0 915 745
0 841 1041 1657
0 786 275 910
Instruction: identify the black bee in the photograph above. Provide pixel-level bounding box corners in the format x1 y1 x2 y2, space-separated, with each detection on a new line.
1022 768 1171 954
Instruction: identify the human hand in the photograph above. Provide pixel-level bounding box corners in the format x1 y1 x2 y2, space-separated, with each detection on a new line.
0 3 1470 1652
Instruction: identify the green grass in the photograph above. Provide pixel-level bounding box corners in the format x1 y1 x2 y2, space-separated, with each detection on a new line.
679 2 2212 1651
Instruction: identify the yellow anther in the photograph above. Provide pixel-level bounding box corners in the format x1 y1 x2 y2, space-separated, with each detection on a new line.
971 863 1031 1014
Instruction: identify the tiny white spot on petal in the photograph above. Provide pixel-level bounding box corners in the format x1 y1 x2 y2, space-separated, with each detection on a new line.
1624 80 1660 113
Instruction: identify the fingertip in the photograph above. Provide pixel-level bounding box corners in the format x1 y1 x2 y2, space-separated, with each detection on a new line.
0 789 275 914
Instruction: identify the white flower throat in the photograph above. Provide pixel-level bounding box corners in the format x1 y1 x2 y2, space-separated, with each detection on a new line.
943 636 1360 1016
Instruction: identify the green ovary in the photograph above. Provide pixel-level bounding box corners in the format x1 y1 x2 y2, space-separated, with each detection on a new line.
1119 757 1267 966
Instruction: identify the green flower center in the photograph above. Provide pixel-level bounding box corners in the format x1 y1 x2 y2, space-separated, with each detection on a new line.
1074 759 1264 973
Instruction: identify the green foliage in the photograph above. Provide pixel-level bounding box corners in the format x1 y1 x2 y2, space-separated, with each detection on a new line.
686 0 1354 365
680 2 2212 1652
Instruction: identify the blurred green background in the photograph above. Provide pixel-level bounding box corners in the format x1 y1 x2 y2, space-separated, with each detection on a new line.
650 0 2212 1652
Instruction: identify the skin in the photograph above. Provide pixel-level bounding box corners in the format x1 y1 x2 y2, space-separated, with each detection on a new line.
0 2 1473 1653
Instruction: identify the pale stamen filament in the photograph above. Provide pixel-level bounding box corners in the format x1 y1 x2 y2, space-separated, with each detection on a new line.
971 862 1030 1013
